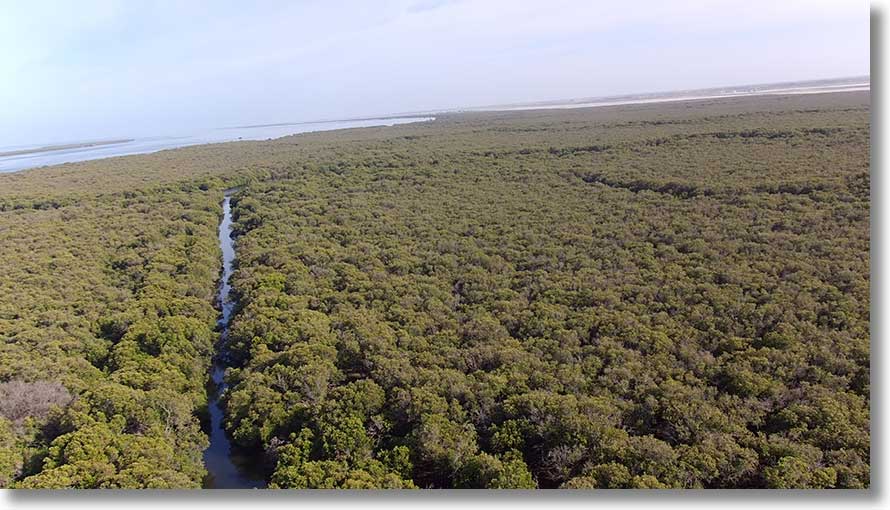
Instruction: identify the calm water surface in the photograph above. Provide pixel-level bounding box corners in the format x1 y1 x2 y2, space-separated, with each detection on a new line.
203 190 267 489
0 117 433 173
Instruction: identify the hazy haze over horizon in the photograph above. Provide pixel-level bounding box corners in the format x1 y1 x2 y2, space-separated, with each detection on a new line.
0 0 869 146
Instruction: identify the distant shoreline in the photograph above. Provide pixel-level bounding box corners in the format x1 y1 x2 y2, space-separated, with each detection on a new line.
470 84 871 113
457 77 870 113
218 77 869 131
0 139 134 158
0 76 868 174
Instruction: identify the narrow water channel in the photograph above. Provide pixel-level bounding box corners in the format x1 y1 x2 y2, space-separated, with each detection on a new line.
203 189 267 489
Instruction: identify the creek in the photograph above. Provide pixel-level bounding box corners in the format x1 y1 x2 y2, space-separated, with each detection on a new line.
202 189 267 489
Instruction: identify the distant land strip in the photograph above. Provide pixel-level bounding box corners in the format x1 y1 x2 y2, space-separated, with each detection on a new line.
221 116 434 130
0 139 134 158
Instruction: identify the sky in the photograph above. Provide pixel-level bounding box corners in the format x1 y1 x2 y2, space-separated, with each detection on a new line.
0 0 870 146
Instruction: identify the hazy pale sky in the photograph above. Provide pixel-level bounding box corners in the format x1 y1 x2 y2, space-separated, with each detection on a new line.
0 0 869 146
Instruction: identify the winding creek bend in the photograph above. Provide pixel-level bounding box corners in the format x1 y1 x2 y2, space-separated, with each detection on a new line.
203 189 267 489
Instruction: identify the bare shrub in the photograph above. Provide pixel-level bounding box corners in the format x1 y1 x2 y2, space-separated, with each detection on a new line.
540 444 586 484
264 436 287 465
0 380 73 425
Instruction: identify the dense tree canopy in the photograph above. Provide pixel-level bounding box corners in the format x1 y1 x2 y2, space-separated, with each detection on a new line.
0 91 869 488
0 184 227 487
222 94 869 488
